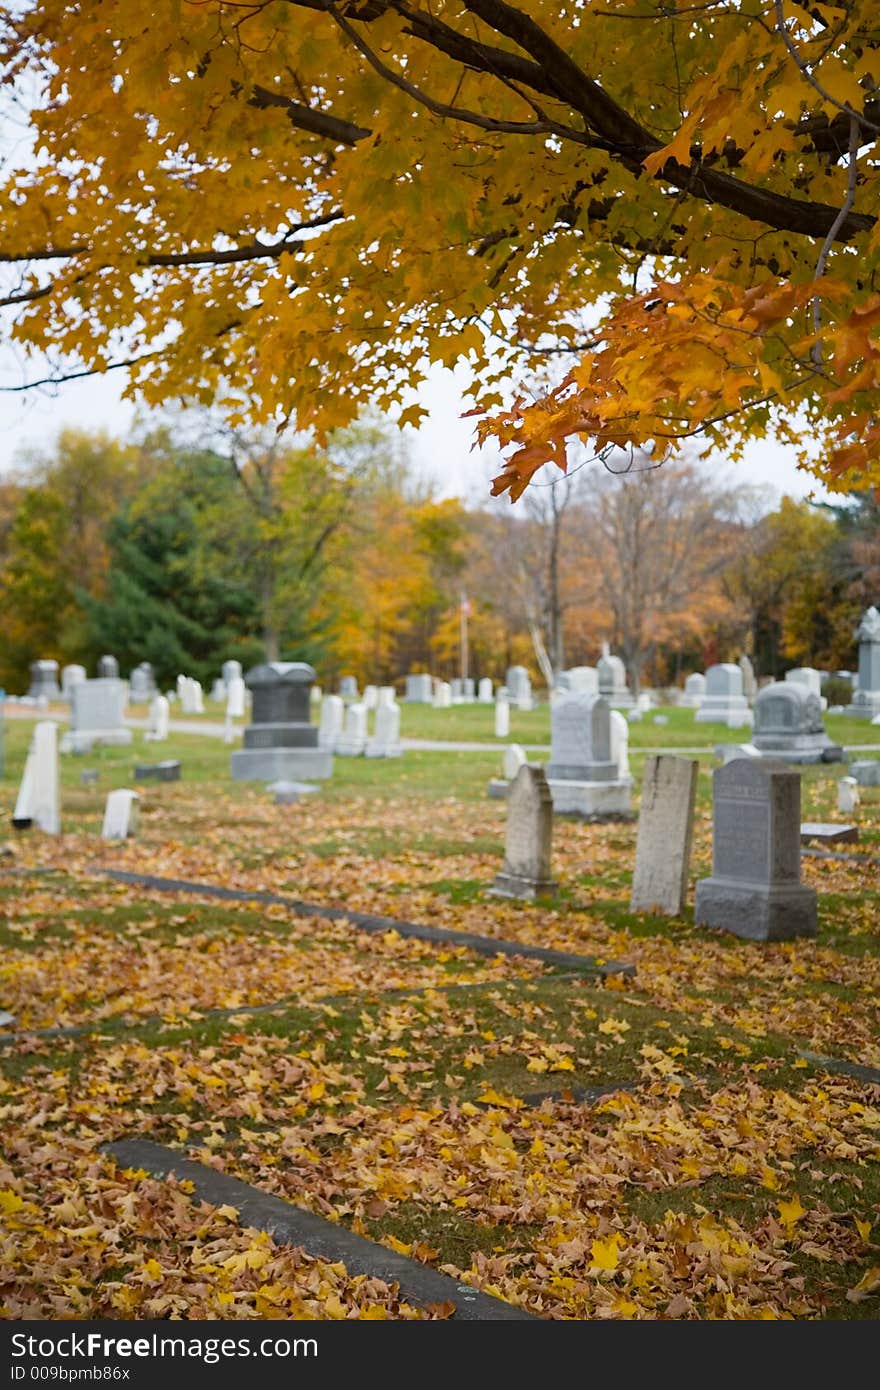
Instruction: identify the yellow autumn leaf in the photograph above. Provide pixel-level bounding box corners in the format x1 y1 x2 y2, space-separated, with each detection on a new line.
590 1235 622 1271
476 1087 518 1108
855 1219 873 1243
777 1195 806 1228
384 1235 412 1256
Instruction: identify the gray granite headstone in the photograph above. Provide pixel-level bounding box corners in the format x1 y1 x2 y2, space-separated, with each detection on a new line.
630 755 698 916
61 664 86 701
404 673 434 703
128 662 156 703
490 764 557 899
846 606 880 718
27 659 61 701
850 759 880 787
695 663 751 725
546 693 616 782
62 678 132 751
339 675 359 700
231 662 332 781
694 758 817 940
97 655 119 680
682 672 706 707
752 681 844 763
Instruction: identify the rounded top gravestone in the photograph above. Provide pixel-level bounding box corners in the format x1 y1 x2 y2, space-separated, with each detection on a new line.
752 681 844 763
246 662 317 728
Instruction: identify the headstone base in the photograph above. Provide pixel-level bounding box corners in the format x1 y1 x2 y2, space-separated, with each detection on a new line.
487 778 509 799
752 735 846 764
60 729 133 753
230 748 333 781
694 877 817 941
365 743 402 758
489 870 557 900
845 693 880 719
335 739 367 756
546 776 632 818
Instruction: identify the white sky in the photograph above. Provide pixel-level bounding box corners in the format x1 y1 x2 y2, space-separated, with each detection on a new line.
0 354 834 511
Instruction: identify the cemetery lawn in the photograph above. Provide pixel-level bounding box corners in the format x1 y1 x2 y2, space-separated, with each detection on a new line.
1 713 879 1320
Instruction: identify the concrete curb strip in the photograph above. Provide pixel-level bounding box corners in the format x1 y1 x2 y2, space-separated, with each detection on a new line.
104 1139 537 1321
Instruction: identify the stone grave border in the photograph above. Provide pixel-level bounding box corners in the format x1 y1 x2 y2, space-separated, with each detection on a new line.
798 1050 880 1086
97 868 636 978
104 1138 535 1322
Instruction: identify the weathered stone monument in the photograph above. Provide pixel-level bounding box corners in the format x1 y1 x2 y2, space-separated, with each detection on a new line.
230 662 332 781
597 648 633 708
544 693 632 817
851 758 880 786
102 789 140 840
490 764 557 899
845 606 880 719
222 659 242 687
27 659 61 702
61 664 86 702
145 693 169 742
363 684 379 711
681 672 706 708
404 672 433 703
336 700 368 756
494 694 510 738
366 698 401 757
739 653 757 703
434 681 452 709
694 758 817 940
609 709 630 779
695 663 752 726
505 665 533 711
630 756 698 916
318 692 344 751
562 666 599 696
13 721 60 834
488 742 527 798
838 777 860 814
62 678 133 752
752 681 844 763
339 675 359 700
128 662 156 703
478 677 493 703
97 655 119 680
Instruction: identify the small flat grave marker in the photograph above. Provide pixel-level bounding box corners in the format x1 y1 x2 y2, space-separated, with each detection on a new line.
800 821 859 846
135 760 181 782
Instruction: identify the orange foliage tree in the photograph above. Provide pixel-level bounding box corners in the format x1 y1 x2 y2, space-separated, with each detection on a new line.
1 3 879 504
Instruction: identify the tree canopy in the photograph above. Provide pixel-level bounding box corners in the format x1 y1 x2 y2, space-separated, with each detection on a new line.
1 2 878 498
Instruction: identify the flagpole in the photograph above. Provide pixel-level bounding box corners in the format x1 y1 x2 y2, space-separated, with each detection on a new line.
460 592 469 683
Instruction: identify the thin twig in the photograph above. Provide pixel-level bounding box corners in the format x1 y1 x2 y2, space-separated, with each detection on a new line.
811 115 860 364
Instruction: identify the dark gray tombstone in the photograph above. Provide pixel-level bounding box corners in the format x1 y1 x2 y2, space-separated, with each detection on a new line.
694 758 817 940
27 659 61 701
490 764 557 900
752 682 844 764
846 605 880 718
231 662 332 781
128 662 157 703
135 759 182 782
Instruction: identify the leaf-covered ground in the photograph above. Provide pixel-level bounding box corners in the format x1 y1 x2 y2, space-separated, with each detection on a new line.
1 714 878 1319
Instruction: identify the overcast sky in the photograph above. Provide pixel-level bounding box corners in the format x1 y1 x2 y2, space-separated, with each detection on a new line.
0 353 834 511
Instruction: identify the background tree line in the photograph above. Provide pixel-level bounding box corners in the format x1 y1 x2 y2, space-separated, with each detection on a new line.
0 417 876 696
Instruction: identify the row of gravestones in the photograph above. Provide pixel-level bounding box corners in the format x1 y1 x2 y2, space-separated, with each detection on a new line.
316 691 402 759
493 753 818 941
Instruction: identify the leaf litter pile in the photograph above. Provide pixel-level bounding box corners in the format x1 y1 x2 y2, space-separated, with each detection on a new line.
1 750 879 1319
